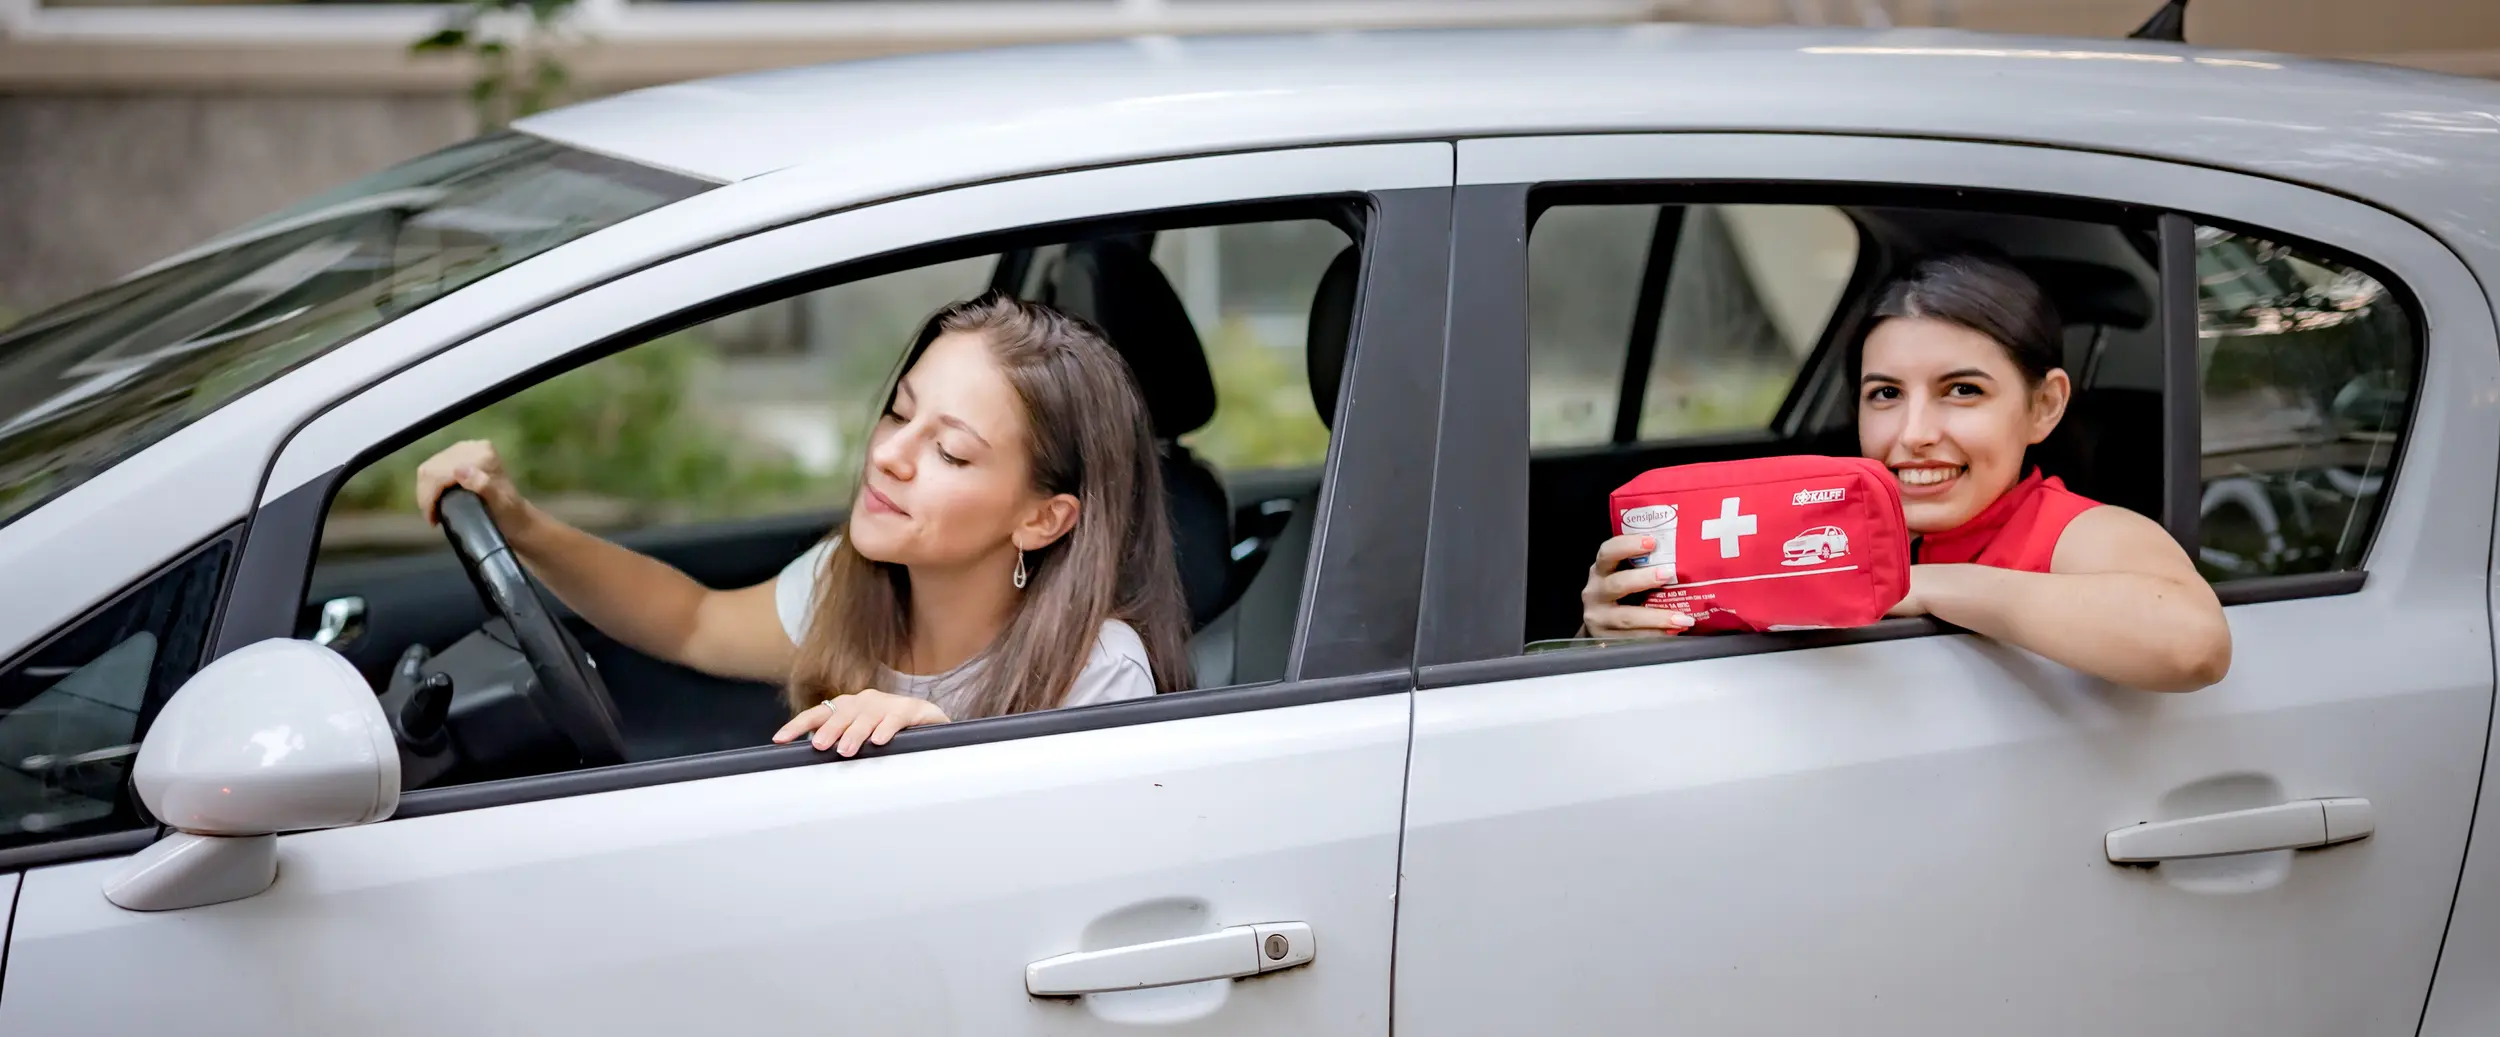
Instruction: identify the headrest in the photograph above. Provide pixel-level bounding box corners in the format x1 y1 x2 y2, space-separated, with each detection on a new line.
1038 238 1218 438
1306 245 1360 431
2013 257 2154 331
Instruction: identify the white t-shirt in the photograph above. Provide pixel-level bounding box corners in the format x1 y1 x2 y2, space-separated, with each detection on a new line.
772 539 1158 717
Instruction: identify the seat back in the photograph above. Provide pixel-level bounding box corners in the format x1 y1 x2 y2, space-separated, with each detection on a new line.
1034 237 1233 629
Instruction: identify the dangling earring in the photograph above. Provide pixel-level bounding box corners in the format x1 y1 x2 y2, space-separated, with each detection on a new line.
1013 550 1029 590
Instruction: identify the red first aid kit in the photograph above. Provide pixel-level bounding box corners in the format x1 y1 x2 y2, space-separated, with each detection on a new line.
1609 456 1910 634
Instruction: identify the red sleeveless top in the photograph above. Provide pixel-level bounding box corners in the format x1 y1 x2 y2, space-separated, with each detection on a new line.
1911 469 2102 573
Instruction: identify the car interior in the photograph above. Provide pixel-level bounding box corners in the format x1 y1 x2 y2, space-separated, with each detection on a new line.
1518 198 2165 645
296 188 2358 788
298 209 1361 788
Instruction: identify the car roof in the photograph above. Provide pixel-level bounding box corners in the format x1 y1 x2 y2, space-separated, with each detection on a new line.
521 26 2496 180
516 25 2500 287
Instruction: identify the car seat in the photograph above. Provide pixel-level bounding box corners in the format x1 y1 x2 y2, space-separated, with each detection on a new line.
1032 236 1235 630
2017 257 2162 521
1191 244 1357 687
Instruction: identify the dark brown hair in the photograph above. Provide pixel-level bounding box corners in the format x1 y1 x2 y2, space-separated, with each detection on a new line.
1857 252 2076 476
787 291 1193 717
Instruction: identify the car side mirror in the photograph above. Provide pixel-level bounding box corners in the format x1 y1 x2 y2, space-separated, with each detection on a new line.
103 639 399 912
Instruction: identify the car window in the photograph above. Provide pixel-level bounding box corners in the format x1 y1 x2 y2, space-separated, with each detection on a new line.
323 258 992 559
309 208 1360 789
2194 227 2416 581
1525 203 1856 449
1150 221 1341 473
1525 204 1653 448
0 540 229 851
0 133 709 534
1641 206 1855 440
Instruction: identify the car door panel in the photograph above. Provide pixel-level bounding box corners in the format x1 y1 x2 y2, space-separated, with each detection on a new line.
1402 599 2485 1034
0 143 1452 1034
0 693 1410 1036
1400 134 2498 1035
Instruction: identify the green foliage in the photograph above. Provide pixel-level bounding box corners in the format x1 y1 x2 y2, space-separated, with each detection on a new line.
1182 317 1331 473
334 333 830 523
1637 367 1792 440
412 0 575 128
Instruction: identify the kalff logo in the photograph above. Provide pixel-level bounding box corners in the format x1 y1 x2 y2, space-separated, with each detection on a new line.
1792 487 1846 505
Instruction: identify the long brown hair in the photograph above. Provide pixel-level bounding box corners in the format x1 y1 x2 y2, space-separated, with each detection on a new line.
787 291 1193 717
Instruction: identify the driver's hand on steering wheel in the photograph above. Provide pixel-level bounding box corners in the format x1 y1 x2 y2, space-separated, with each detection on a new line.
416 439 533 528
774 689 950 757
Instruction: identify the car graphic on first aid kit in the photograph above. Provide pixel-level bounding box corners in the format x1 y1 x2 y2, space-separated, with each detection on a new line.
1782 525 1850 565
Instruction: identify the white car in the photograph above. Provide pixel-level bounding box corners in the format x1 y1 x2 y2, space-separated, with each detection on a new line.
1783 525 1851 565
0 24 2496 1037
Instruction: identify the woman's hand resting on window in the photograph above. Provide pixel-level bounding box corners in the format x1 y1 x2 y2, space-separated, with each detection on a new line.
1579 534 1697 639
774 689 950 756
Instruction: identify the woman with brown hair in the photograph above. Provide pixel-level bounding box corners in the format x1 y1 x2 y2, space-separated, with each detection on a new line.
412 292 1193 755
1580 254 2231 692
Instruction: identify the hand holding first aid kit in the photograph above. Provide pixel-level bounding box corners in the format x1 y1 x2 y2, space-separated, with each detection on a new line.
1609 456 1910 634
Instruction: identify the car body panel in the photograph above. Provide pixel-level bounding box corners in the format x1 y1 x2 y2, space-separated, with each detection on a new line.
2 24 2499 1036
0 696 1410 1036
1395 133 2498 1035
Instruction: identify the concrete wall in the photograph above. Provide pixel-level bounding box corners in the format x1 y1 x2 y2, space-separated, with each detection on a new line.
0 92 470 312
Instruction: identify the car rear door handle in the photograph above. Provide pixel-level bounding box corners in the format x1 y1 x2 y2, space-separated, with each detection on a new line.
2105 797 2375 863
1026 922 1314 997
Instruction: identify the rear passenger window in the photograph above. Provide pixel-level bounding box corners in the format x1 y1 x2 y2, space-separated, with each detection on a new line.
1526 202 1856 449
2194 227 2416 581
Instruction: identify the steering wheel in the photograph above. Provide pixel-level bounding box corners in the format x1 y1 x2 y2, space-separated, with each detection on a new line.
436 488 629 767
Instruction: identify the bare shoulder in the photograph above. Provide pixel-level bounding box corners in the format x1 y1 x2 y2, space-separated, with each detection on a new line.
2050 505 2205 585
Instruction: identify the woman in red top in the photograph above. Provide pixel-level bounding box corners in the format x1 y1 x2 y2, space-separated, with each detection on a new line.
1581 254 2231 692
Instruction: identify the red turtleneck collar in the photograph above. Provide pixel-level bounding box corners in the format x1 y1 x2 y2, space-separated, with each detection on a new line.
1910 468 2102 573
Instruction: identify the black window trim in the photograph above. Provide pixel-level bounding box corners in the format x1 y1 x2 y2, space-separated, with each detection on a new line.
1418 177 2418 681
2157 212 2204 552
1610 203 1686 445
1418 568 2364 689
0 529 240 872
182 187 1451 831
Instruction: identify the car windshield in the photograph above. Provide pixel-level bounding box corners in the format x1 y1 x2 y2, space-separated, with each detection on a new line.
0 132 711 529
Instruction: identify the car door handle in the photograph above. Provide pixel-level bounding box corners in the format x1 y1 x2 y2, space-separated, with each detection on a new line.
313 596 365 649
2105 797 2375 863
1026 922 1314 997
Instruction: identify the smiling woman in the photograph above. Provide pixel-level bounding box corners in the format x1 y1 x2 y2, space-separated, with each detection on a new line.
1581 253 2233 692
409 291 1193 756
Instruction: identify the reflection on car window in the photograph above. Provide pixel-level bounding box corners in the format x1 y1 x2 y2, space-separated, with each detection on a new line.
0 133 710 531
1526 203 1856 449
0 540 228 851
1640 206 1854 441
2194 227 2416 581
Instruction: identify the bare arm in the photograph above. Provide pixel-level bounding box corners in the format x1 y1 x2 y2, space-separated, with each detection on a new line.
501 510 797 683
1903 506 2231 692
417 441 797 685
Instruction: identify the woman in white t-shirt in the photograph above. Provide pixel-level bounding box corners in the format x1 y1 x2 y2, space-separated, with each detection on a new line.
412 292 1192 756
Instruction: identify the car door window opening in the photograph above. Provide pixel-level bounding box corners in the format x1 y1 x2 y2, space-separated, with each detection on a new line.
171 191 1434 821
1462 182 2419 677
